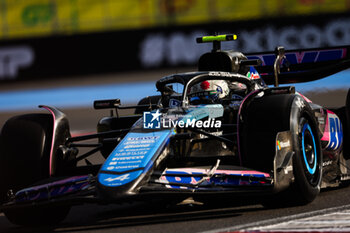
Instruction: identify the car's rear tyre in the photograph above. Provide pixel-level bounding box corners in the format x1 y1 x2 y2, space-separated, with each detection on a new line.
0 113 70 225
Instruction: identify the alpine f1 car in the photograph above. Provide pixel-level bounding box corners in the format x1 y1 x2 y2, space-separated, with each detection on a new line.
1 34 350 226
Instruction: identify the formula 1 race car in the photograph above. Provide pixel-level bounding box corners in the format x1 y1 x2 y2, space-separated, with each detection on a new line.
1 34 350 226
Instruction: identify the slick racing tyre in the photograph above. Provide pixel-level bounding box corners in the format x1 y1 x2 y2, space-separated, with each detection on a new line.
291 115 322 204
274 97 322 206
258 95 322 208
0 114 70 225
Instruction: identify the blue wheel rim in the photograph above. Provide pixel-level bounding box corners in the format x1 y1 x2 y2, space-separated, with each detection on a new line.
301 123 317 175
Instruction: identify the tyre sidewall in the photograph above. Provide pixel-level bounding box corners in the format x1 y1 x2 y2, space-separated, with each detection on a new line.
0 114 53 203
290 96 322 204
0 113 71 225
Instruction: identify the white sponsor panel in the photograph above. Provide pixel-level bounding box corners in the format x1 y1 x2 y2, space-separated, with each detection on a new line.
117 161 142 164
127 136 159 141
280 140 290 148
112 155 145 161
113 165 139 170
125 148 151 152
124 144 150 149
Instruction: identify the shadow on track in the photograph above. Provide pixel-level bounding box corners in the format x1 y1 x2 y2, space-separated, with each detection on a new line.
2 186 350 233
0 197 263 233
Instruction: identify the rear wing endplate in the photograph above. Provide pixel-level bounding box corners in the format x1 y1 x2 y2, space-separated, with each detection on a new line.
246 46 350 85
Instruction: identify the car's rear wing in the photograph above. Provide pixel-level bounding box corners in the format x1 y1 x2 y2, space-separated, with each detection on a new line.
246 46 350 85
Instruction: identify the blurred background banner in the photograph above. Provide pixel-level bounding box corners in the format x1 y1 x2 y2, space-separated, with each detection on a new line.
1 0 350 39
0 0 349 81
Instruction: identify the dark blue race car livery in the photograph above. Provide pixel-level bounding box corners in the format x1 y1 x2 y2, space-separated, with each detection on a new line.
1 34 350 226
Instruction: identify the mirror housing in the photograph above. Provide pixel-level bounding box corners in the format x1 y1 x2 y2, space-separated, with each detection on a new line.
273 46 286 87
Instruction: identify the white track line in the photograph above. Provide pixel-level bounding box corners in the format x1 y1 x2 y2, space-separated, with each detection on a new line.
249 210 350 232
201 204 350 233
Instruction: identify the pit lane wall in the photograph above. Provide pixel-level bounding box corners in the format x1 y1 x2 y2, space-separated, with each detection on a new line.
0 0 349 82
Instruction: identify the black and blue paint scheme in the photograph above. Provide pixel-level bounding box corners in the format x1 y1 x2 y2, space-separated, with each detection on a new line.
97 104 224 197
98 130 174 188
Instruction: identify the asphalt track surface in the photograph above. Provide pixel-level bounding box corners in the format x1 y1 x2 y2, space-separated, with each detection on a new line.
0 69 350 233
1 186 350 233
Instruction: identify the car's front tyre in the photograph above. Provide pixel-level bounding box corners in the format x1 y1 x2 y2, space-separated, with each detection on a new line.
292 115 322 204
0 113 71 225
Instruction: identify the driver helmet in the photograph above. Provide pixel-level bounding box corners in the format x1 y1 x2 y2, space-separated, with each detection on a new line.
189 80 229 103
